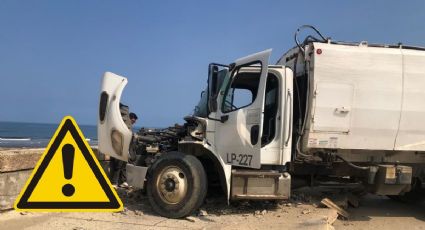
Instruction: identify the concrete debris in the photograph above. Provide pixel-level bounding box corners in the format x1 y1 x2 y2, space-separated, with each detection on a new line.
72 227 85 230
133 210 144 216
301 209 311 215
254 209 267 216
219 209 231 215
254 210 261 215
185 216 197 222
325 209 339 225
119 207 129 215
277 201 291 209
320 198 349 219
198 209 208 217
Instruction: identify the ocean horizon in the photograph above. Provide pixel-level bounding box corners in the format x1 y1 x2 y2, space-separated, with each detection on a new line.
0 121 97 148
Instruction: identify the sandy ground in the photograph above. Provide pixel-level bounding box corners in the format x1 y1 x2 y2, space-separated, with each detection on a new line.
1 187 424 230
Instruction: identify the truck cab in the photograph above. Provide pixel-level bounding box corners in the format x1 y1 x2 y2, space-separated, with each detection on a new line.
98 49 295 218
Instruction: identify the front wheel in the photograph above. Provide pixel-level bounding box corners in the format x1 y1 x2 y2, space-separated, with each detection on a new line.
147 152 207 218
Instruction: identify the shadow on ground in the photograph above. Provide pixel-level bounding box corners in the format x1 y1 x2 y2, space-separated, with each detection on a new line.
349 195 425 222
117 186 425 222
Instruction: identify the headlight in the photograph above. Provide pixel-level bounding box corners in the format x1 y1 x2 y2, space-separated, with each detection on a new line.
111 130 123 156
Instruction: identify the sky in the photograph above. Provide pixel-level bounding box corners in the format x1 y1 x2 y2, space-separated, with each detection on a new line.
1 0 425 127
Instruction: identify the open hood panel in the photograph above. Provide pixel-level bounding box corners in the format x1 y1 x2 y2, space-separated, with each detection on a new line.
97 72 132 162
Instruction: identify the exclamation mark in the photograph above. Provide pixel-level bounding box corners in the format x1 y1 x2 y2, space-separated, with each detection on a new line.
62 144 75 197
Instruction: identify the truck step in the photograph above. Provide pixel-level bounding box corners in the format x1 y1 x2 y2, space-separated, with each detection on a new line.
231 169 291 200
232 170 283 177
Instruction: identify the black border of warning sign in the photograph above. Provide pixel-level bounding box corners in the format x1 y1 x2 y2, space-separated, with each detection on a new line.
16 118 121 209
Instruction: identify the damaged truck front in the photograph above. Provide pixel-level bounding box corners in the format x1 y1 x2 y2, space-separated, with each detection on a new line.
98 26 425 219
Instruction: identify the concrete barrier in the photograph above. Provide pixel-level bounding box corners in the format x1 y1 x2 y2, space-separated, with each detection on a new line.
0 147 109 210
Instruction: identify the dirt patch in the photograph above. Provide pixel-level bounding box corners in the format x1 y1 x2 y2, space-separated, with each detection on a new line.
1 187 424 230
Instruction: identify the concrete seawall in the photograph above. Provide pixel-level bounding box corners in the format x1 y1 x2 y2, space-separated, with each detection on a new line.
0 147 109 210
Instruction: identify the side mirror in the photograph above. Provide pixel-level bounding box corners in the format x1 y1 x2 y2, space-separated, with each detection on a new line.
207 64 219 112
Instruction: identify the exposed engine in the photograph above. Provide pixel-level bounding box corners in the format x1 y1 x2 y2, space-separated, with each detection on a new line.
130 116 204 168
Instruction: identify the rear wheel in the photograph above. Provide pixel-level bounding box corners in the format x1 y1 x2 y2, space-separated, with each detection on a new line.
147 152 207 218
388 178 425 203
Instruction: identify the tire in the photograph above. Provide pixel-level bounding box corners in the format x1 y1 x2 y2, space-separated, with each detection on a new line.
147 152 207 218
388 178 425 203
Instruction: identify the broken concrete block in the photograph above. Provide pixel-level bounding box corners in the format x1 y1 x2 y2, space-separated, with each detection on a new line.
321 198 349 218
302 209 311 214
0 169 32 210
0 149 44 172
0 195 16 210
325 209 339 225
0 170 32 196
185 216 197 222
198 209 208 216
0 146 107 211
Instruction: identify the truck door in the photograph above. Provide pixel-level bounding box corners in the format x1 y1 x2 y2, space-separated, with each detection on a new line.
214 50 271 169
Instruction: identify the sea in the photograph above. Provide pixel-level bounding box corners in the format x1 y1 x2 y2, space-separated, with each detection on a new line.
0 121 98 148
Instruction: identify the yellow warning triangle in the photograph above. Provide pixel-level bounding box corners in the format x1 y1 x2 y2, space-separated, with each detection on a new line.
14 116 123 212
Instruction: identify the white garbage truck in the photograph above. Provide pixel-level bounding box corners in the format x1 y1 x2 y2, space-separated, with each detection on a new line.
98 26 425 218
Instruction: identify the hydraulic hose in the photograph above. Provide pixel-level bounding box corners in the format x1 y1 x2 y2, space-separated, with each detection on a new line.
292 25 328 160
294 25 327 54
335 155 369 170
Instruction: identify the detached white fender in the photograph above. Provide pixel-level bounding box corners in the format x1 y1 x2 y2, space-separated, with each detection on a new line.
97 72 132 162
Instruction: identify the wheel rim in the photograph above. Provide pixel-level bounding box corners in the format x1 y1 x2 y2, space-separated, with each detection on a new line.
156 166 188 204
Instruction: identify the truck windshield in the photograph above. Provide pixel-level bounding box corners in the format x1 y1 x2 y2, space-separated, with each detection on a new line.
193 69 229 117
